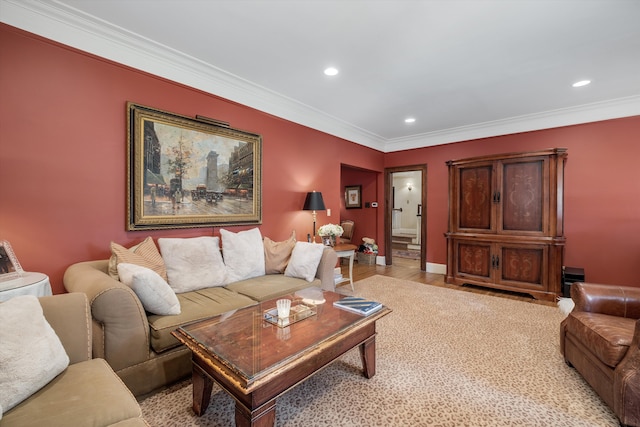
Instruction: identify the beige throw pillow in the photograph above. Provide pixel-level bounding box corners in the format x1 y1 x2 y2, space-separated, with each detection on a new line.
284 242 325 282
158 236 227 293
0 295 70 412
108 236 167 281
220 228 266 284
264 230 296 274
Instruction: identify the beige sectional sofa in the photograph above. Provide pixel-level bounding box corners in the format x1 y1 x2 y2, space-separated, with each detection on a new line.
0 293 147 427
63 239 338 397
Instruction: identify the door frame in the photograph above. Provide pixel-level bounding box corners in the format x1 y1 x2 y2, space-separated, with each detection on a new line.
384 164 427 271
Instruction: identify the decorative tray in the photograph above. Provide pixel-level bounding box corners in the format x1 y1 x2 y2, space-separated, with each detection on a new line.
263 302 316 328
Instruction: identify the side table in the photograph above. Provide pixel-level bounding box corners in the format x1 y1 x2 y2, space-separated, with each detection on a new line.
0 272 52 302
333 243 357 291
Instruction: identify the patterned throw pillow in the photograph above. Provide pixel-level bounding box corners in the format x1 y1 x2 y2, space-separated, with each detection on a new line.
108 236 167 281
263 230 296 274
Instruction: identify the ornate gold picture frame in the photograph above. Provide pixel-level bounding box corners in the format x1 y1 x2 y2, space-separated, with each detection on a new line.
127 102 262 230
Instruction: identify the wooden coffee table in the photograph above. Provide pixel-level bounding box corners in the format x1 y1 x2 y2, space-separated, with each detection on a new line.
172 289 391 426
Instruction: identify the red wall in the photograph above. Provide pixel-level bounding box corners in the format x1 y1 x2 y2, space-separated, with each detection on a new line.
386 116 640 285
2 23 639 292
0 24 384 293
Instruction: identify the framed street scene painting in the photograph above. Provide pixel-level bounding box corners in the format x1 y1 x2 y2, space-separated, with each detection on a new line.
127 102 262 230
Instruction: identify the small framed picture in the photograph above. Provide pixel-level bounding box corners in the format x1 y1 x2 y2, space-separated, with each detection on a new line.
345 185 362 209
0 240 23 282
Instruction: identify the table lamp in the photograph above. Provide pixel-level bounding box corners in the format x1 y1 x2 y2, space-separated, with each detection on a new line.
302 191 326 242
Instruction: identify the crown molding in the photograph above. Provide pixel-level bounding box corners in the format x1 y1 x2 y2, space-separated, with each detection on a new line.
2 0 638 154
384 95 640 152
0 0 387 152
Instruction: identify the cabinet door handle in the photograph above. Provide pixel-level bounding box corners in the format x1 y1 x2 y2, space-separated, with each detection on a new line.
490 255 500 269
496 191 501 203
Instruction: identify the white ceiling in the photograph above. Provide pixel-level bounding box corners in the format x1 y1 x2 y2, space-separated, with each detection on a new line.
3 0 640 152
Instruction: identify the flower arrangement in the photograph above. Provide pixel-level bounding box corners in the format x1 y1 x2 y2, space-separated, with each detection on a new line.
317 223 344 237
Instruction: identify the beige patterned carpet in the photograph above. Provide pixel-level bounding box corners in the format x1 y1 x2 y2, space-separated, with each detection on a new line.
138 275 618 426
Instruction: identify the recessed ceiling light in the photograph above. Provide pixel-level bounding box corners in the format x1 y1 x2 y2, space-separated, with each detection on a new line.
324 67 339 76
404 117 416 124
572 80 591 88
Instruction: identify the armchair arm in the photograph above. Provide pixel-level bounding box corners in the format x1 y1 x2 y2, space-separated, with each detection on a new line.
63 260 151 372
316 247 338 291
613 317 640 426
571 282 640 318
39 293 91 364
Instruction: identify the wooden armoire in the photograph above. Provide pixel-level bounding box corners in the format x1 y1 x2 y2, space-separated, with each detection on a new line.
445 148 567 301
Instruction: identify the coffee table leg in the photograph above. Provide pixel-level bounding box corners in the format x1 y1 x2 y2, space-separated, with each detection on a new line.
192 364 214 416
359 336 376 379
235 400 276 427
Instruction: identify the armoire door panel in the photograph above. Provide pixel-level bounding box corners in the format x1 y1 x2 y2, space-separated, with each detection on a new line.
499 246 544 285
458 165 493 231
500 159 545 233
456 242 492 280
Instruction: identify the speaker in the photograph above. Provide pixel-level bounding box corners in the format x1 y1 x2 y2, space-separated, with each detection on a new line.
562 266 585 298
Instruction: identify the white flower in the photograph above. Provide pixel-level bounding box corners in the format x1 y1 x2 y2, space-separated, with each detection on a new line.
318 223 344 237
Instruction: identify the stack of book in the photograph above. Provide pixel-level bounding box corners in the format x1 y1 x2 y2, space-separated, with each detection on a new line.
333 296 382 316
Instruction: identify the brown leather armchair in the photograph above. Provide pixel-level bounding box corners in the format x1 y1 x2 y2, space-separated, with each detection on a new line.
560 282 640 427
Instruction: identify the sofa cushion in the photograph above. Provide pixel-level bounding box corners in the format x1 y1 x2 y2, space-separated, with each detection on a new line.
0 295 70 413
108 236 167 281
565 311 635 368
264 231 296 274
1 358 143 426
221 227 265 283
117 263 181 315
285 242 325 282
147 287 256 353
225 274 319 302
158 236 227 293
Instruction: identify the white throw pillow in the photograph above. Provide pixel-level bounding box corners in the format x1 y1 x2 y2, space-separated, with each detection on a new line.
284 242 325 282
221 228 266 284
117 263 181 315
158 236 227 293
0 295 70 412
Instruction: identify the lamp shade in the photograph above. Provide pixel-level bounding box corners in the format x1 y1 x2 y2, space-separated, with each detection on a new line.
303 191 326 211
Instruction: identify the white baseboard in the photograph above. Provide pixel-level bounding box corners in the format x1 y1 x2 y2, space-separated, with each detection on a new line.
392 228 416 236
427 263 447 275
375 257 446 274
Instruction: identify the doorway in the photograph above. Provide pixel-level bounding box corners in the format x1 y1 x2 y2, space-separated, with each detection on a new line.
385 165 427 271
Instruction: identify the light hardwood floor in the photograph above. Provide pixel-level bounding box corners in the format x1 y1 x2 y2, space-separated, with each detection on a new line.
338 256 557 307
